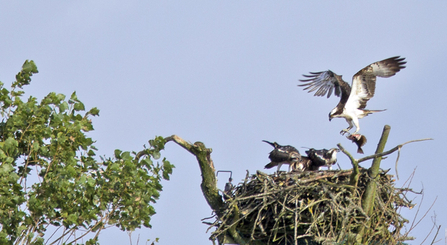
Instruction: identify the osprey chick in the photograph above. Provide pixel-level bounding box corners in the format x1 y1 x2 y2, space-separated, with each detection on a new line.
291 156 312 172
305 148 339 170
299 56 406 135
263 140 301 172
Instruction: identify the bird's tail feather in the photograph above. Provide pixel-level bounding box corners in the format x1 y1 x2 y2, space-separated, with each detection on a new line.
264 162 277 169
362 109 386 116
357 147 364 154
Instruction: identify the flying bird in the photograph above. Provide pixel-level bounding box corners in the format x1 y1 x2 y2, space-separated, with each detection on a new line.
263 140 301 172
305 148 339 170
347 133 367 154
299 56 406 135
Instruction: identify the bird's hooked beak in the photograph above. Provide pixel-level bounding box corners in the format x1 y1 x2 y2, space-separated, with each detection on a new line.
328 108 338 121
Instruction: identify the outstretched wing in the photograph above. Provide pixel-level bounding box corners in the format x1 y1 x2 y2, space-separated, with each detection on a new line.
349 56 406 109
298 70 352 110
299 70 343 98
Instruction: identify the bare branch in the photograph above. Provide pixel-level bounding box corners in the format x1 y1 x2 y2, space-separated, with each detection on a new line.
337 144 357 168
357 138 433 163
337 143 360 188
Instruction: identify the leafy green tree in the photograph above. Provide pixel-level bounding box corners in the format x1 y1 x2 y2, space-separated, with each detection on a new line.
0 61 174 244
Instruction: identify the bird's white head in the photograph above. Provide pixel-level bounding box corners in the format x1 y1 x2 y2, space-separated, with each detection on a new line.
328 148 339 162
329 108 338 121
329 148 339 155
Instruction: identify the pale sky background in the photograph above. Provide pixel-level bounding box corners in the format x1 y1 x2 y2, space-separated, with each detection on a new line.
1 1 446 244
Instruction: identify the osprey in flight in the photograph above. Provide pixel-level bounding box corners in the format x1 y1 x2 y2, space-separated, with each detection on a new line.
299 56 406 135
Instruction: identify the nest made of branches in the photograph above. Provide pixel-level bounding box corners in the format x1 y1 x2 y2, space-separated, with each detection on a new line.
207 169 414 245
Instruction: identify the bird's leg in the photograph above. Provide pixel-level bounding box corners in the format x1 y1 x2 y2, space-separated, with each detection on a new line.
340 127 353 135
340 129 350 135
276 163 282 173
340 119 354 135
351 117 360 134
288 163 296 173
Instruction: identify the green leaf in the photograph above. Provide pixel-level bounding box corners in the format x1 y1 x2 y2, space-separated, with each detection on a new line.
88 149 96 156
88 107 100 116
141 158 153 168
152 151 161 160
69 91 78 103
87 177 96 187
79 175 87 183
0 149 7 159
22 60 38 73
114 149 122 159
109 162 120 171
13 60 38 88
32 141 40 152
66 165 76 177
3 137 18 156
56 93 66 102
121 151 132 161
58 101 68 112
0 163 13 174
162 159 173 180
33 237 44 245
67 213 78 225
74 101 85 111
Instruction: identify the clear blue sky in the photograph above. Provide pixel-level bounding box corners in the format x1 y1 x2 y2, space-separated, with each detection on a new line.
1 1 446 244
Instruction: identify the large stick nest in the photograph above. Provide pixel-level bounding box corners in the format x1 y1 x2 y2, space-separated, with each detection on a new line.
207 169 414 244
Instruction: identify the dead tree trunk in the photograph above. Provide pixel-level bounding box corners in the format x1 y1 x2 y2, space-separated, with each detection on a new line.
164 135 225 217
165 135 258 244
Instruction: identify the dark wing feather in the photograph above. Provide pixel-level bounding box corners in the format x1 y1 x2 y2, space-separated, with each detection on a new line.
299 70 352 109
305 148 325 166
299 70 343 98
350 56 406 109
268 149 292 163
263 140 300 163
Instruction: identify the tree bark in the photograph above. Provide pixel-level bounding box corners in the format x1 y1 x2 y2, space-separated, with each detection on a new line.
165 135 265 244
165 135 225 216
361 125 390 215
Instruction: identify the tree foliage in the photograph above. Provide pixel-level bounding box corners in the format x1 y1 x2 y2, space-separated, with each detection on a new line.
0 61 174 244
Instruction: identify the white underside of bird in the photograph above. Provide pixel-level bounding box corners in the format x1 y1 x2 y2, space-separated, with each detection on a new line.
330 106 381 134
